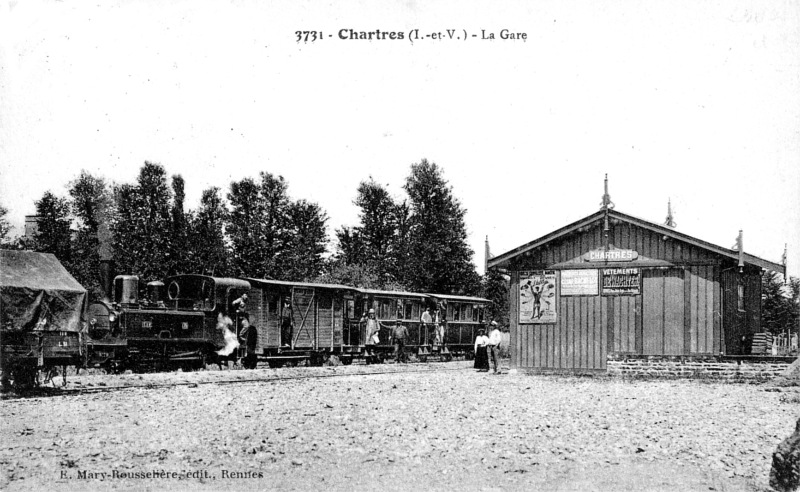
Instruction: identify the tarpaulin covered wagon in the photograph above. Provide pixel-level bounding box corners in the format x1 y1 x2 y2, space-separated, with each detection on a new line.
1 250 87 388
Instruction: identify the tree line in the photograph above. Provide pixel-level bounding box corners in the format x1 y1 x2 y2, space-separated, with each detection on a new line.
0 159 509 324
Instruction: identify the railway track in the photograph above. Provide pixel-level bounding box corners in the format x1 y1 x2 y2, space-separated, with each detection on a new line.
2 361 476 400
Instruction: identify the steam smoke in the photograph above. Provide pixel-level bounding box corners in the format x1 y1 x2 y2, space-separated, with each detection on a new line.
215 313 239 356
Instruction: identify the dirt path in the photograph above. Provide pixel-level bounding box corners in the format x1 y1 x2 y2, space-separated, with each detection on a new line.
1 363 796 491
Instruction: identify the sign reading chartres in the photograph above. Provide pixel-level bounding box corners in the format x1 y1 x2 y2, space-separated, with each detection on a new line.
584 249 638 262
601 268 640 295
560 269 598 296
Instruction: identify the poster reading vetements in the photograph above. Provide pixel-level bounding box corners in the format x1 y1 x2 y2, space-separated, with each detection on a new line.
601 268 640 295
519 270 557 323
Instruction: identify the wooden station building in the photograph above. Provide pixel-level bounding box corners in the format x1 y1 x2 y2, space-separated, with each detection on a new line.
487 189 785 373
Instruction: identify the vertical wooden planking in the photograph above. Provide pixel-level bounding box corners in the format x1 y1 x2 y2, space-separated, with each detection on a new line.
613 297 621 352
664 270 685 354
565 297 575 368
607 294 616 354
695 266 704 353
704 267 714 353
642 270 662 355
559 294 566 369
565 296 572 369
712 266 721 354
690 267 699 353
684 269 692 355
600 296 608 369
581 296 588 369
635 292 643 354
593 296 600 369
628 296 636 352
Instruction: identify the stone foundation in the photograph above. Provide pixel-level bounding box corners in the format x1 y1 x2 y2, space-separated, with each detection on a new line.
607 354 793 380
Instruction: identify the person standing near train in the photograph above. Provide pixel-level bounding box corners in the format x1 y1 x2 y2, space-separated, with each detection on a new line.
281 299 293 348
392 322 409 363
488 321 502 374
238 314 258 370
361 308 380 346
473 328 490 372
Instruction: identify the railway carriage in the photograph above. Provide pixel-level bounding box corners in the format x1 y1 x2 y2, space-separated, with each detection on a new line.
354 289 433 361
1 250 88 388
352 289 492 362
244 278 357 366
427 293 491 359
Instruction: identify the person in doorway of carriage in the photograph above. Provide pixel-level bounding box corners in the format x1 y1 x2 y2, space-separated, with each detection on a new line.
473 328 490 372
420 307 433 345
488 321 502 374
281 300 293 348
238 314 259 370
392 322 409 363
361 309 381 346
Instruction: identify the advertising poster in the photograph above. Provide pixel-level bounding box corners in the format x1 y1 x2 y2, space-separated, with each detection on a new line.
560 269 599 296
601 268 641 295
519 270 557 323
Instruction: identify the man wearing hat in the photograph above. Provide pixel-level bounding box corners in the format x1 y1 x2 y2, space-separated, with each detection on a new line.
488 320 502 374
361 308 381 346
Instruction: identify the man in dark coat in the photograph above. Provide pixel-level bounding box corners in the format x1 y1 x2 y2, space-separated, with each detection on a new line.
392 323 409 363
238 315 259 370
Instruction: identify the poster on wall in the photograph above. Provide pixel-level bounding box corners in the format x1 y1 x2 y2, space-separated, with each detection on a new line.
560 269 599 296
601 268 640 295
519 270 557 323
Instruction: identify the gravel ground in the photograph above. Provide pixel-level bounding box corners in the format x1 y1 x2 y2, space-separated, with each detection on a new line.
1 361 798 492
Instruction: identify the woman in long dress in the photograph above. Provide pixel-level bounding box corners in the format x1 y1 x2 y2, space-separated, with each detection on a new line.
474 328 490 372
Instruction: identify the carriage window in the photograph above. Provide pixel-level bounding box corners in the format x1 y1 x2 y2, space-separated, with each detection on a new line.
447 303 454 320
465 305 472 322
268 297 278 314
472 305 479 322
404 303 413 320
319 295 332 310
450 303 459 321
385 300 392 318
737 284 745 311
346 299 355 318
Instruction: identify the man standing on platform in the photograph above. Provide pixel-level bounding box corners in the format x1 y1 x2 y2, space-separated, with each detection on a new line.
488 321 502 374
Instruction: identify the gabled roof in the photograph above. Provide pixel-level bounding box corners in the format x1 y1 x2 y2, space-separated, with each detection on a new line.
487 208 784 273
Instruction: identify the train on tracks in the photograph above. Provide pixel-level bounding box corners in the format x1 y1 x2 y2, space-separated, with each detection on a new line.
2 249 491 387
85 275 491 371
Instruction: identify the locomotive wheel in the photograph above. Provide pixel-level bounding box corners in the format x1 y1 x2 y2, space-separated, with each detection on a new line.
341 357 352 366
419 355 428 363
443 353 453 362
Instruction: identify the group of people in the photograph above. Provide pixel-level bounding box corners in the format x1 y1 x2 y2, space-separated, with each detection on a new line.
473 321 503 374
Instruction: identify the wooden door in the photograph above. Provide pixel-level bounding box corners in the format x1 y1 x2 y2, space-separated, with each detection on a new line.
642 268 684 355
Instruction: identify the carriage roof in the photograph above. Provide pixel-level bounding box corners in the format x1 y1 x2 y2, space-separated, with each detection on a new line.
245 278 355 291
424 293 492 304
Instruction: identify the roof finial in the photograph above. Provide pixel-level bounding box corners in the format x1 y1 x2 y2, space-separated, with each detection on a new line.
600 173 615 211
664 198 676 228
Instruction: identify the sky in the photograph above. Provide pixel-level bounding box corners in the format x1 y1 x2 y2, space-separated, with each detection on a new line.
1 0 798 278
